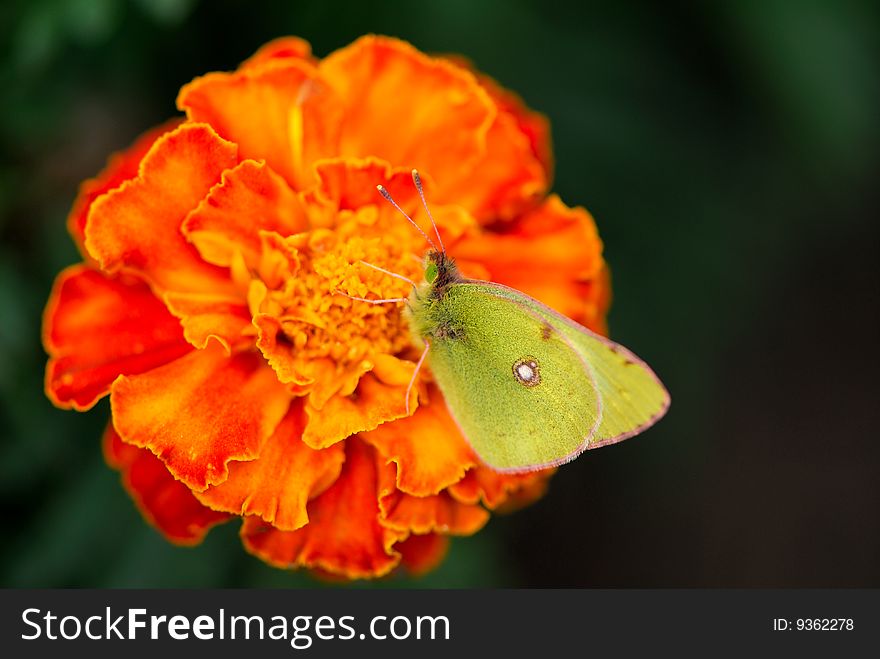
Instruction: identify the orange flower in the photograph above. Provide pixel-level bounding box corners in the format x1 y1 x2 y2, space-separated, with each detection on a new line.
43 35 610 579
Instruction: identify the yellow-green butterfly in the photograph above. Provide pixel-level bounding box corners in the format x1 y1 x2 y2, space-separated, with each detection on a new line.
370 171 670 473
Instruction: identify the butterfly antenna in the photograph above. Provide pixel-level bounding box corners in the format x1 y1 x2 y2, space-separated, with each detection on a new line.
377 184 438 252
412 169 446 254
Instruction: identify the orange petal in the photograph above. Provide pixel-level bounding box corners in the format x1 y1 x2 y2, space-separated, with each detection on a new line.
196 400 344 531
494 474 553 514
302 373 414 450
182 159 308 269
470 68 554 185
85 123 239 295
453 194 606 324
305 157 475 249
178 60 340 190
319 36 495 196
370 353 416 387
381 493 489 536
395 533 449 577
441 106 547 222
253 314 312 386
163 292 252 352
103 424 230 545
43 265 192 410
241 36 315 71
110 343 290 491
449 465 553 510
361 389 476 496
377 457 488 535
240 439 402 579
255 231 304 290
306 358 372 410
68 118 182 257
307 157 406 212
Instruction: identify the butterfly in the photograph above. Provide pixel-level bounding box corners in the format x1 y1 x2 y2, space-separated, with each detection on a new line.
360 171 669 472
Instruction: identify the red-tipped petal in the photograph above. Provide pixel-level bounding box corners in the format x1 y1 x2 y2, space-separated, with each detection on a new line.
361 390 477 496
196 401 345 531
182 159 308 269
110 344 291 491
44 265 191 410
68 119 183 257
103 425 230 545
240 439 402 579
84 123 239 295
396 533 450 577
178 61 340 190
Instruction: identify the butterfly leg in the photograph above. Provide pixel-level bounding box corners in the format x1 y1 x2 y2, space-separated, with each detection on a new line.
358 260 417 289
334 290 409 305
405 339 430 416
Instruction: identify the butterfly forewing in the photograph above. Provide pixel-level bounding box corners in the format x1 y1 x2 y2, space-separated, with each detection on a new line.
425 282 602 471
473 281 670 447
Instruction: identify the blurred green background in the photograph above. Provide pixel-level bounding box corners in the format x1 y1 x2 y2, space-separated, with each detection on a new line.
1 0 878 587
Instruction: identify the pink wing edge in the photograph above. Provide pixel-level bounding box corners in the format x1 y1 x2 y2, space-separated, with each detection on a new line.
454 278 671 474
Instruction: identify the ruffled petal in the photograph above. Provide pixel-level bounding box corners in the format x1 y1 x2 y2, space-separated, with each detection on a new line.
463 65 554 183
361 388 476 496
110 343 291 491
84 123 239 295
395 533 449 577
43 265 192 410
68 119 182 256
163 292 252 352
182 159 308 269
441 107 546 222
240 439 402 579
305 157 477 247
302 372 415 449
196 400 344 531
319 36 495 202
484 78 553 185
377 457 489 535
306 156 409 216
252 314 312 386
452 194 606 325
178 60 340 190
381 493 489 536
103 425 230 545
449 465 553 510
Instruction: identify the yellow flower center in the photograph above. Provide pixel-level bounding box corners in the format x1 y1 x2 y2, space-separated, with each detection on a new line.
254 206 424 371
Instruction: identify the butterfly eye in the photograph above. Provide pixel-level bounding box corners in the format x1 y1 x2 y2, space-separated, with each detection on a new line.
425 262 439 283
512 356 541 387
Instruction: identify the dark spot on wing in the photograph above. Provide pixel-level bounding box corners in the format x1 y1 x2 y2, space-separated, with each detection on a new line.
610 343 635 365
541 323 553 340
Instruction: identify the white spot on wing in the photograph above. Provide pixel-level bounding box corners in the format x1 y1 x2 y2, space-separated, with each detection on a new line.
512 356 541 387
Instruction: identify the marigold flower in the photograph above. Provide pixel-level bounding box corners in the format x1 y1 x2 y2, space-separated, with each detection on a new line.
43 35 610 579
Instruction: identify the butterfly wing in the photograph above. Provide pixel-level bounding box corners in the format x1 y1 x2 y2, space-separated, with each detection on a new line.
473 281 670 448
424 282 603 472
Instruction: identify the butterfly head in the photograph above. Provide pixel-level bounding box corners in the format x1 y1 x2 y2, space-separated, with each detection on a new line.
424 249 461 298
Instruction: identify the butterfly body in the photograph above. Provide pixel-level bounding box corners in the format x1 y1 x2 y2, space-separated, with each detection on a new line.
407 249 670 472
